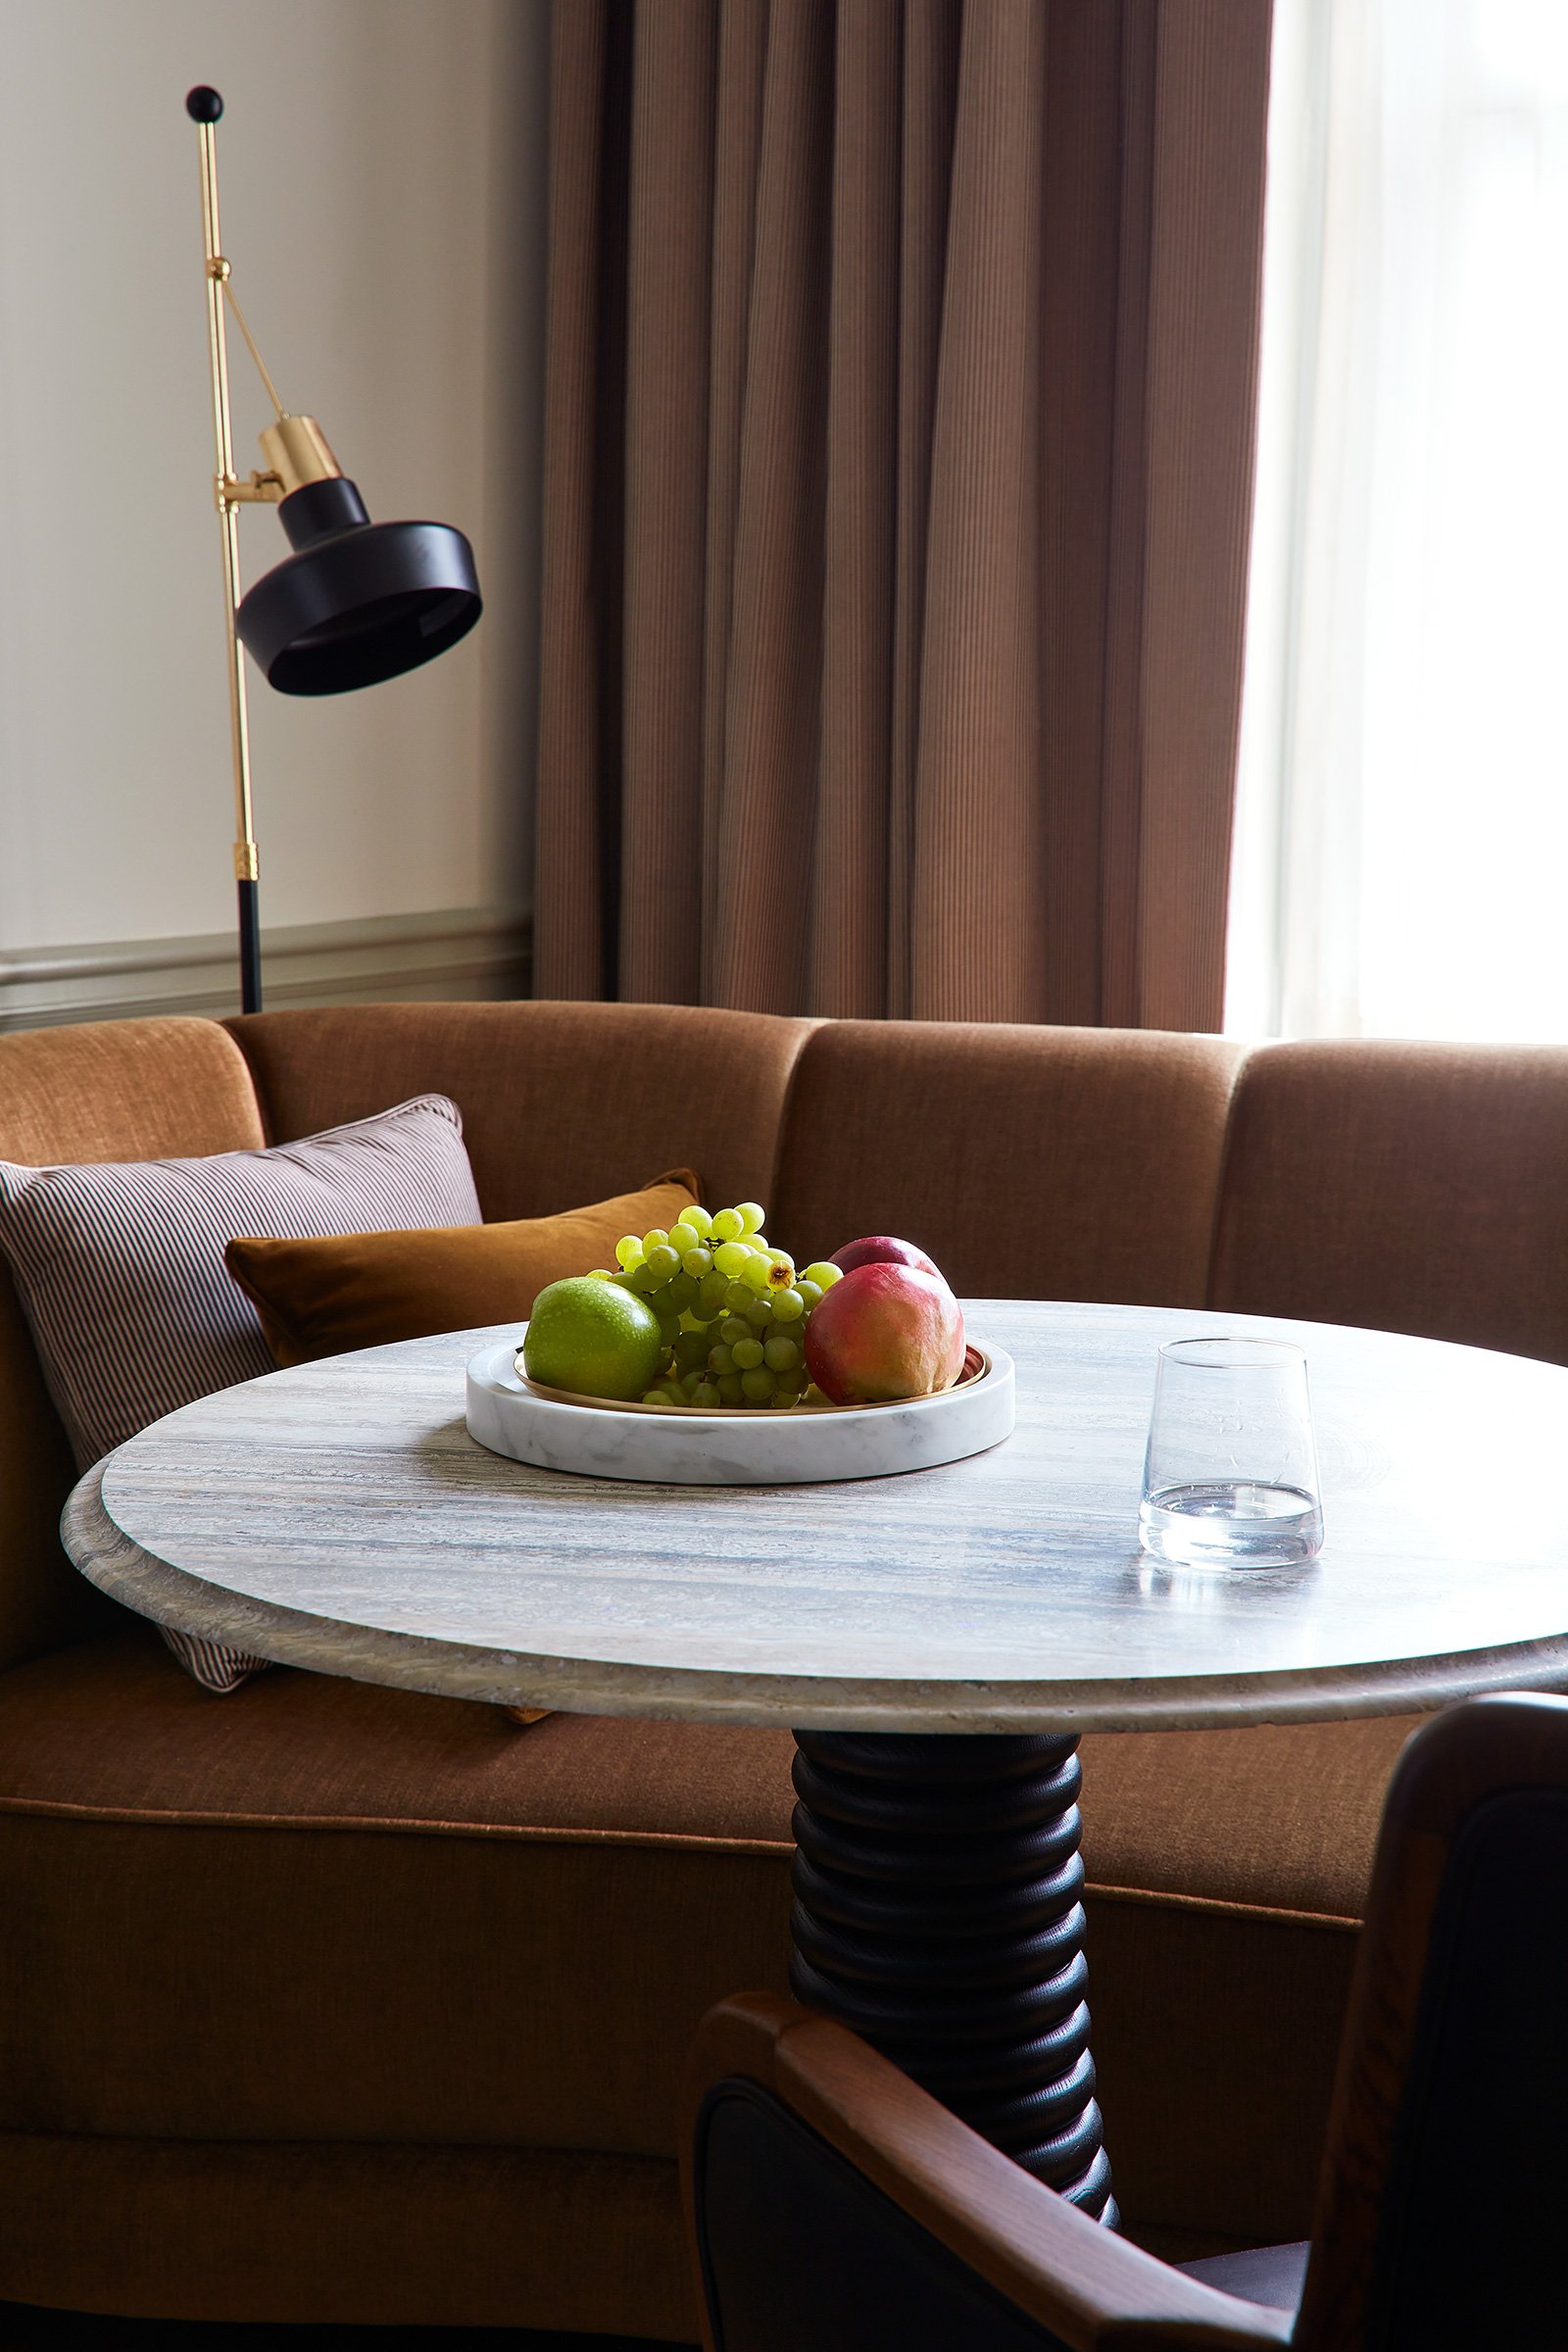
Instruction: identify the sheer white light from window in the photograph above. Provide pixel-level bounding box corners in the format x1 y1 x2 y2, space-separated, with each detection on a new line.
1226 0 1568 1043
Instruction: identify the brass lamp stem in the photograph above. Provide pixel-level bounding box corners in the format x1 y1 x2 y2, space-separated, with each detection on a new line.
186 86 353 1010
191 89 264 1012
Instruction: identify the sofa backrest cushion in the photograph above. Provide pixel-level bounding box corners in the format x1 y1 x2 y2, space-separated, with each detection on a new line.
225 1002 819 1225
1208 1040 1568 1364
0 1018 268 1671
769 1020 1245 1303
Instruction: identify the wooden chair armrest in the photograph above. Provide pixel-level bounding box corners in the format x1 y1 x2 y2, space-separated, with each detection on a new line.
683 1996 1294 2352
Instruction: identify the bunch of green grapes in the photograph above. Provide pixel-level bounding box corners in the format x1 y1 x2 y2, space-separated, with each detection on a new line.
590 1200 842 1408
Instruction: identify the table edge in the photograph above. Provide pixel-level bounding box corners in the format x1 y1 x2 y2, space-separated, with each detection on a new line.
63 1460 1568 1734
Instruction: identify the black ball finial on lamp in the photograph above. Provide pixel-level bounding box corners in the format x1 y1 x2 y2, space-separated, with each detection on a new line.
185 85 482 1011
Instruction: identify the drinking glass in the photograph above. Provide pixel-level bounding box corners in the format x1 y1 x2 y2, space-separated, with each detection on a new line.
1139 1337 1323 1568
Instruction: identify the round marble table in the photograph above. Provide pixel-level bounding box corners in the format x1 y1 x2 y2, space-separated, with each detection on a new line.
62 1300 1568 2228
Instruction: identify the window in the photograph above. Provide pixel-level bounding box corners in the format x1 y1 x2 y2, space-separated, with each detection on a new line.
1226 0 1568 1042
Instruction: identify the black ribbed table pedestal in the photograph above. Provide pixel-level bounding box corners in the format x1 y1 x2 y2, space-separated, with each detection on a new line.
788 1730 1115 2224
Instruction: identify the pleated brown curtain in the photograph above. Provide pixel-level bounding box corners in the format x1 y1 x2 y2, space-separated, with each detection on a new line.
533 0 1272 1028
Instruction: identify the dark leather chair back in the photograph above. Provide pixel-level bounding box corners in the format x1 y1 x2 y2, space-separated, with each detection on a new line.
1299 1696 1568 2349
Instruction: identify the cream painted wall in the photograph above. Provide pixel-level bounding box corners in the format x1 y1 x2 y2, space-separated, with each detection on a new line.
0 0 546 954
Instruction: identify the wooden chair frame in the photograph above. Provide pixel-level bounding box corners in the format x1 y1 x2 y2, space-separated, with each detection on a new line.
682 1693 1568 2351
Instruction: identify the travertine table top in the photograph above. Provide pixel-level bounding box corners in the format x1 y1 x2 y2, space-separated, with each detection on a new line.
63 1301 1568 1732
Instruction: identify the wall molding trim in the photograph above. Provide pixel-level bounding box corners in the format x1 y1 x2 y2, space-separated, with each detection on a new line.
0 906 531 1033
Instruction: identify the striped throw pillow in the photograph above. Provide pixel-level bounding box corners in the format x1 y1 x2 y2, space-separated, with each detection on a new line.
0 1094 481 1692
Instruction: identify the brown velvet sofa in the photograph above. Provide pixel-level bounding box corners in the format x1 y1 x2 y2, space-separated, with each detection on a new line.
3 1001 1566 2336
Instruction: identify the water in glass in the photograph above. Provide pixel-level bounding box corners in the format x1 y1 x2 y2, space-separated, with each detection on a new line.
1139 1477 1323 1568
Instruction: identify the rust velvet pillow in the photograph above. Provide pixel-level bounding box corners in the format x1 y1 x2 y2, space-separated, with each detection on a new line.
224 1169 702 1367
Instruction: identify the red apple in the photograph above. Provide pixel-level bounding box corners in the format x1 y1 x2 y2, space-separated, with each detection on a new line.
829 1233 942 1281
805 1262 966 1404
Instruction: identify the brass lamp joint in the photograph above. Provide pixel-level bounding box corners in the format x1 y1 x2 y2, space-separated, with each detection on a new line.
218 470 285 511
233 842 261 882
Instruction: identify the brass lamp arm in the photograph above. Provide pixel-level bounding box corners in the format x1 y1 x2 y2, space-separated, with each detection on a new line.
216 265 287 420
205 250 345 514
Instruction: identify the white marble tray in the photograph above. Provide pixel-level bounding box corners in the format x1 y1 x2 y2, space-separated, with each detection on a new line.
465 1336 1015 1485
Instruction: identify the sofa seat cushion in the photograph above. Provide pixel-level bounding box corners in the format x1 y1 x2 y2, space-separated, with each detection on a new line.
1080 1710 1424 1921
0 1627 1421 2249
0 1627 799 2154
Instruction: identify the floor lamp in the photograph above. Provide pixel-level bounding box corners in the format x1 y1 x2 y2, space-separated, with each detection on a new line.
186 85 483 1014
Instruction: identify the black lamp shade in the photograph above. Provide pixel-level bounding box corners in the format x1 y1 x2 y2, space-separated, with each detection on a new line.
235 475 482 696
